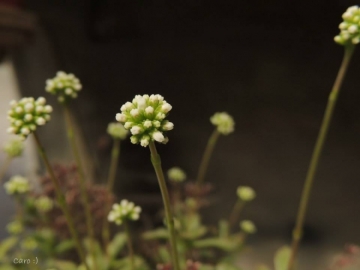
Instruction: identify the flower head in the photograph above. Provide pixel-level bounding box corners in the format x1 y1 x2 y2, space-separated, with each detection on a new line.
107 122 128 140
237 186 256 202
167 167 187 183
210 112 235 135
335 6 360 45
240 220 256 234
21 237 38 250
3 139 24 158
108 199 141 225
4 175 30 195
6 220 24 235
35 196 54 213
7 97 52 139
45 71 82 103
116 94 174 147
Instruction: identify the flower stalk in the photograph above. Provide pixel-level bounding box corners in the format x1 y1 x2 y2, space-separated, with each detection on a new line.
0 156 12 183
124 221 135 270
287 44 355 270
228 200 245 231
103 138 121 248
33 132 89 270
149 141 180 270
196 129 220 185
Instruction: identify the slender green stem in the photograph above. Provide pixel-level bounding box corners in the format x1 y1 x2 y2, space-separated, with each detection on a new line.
33 132 89 270
63 105 97 269
0 156 12 184
149 141 180 270
228 200 245 231
102 138 121 248
196 129 220 185
287 45 355 270
124 221 135 270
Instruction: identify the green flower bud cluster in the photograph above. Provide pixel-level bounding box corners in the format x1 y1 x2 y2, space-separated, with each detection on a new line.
7 97 52 139
4 175 30 195
21 237 38 250
6 220 24 235
34 196 54 213
237 186 256 202
240 220 256 234
210 112 235 135
116 94 174 147
335 6 360 45
108 199 142 225
107 122 128 140
45 71 82 103
3 139 24 158
167 167 187 183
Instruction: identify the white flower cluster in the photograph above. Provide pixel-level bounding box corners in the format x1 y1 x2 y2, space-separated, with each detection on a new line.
3 139 24 158
45 71 82 103
7 97 52 139
167 167 187 183
210 112 235 135
237 186 256 202
4 175 30 195
107 122 128 140
108 199 142 225
335 6 360 45
240 220 256 234
116 94 174 147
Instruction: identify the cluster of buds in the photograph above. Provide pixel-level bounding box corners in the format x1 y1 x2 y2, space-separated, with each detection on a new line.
7 97 52 139
6 220 24 235
108 199 141 225
167 167 187 183
21 237 38 250
34 196 54 213
107 122 128 140
116 94 174 147
237 186 256 202
4 175 30 195
240 220 257 234
210 112 235 135
45 71 82 103
335 6 360 45
3 139 24 158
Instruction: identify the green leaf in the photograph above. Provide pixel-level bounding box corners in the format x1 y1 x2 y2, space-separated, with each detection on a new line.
0 265 17 270
107 232 127 259
46 259 78 270
218 220 229 238
142 228 169 240
55 239 75 254
0 237 18 258
112 255 150 270
215 262 242 270
193 235 243 252
256 264 271 270
274 246 291 270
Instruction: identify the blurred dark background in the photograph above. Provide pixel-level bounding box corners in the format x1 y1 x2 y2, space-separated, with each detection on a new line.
2 0 360 266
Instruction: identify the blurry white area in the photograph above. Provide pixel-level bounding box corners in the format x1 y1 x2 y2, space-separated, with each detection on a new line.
0 58 38 238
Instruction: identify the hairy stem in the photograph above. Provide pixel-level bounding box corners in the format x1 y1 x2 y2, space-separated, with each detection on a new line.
103 138 121 248
287 45 355 270
196 129 220 185
149 141 180 270
33 132 89 270
228 200 245 231
124 221 135 270
0 156 12 184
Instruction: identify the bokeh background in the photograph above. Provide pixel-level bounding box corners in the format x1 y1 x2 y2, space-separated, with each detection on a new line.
1 0 360 268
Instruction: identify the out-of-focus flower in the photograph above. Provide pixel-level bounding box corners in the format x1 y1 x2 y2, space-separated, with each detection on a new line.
108 199 141 225
210 112 235 135
34 196 54 213
167 167 186 183
237 186 256 201
45 71 82 103
335 6 360 45
21 237 38 250
6 220 23 235
116 94 174 147
240 220 256 234
107 122 128 140
7 97 52 139
4 175 30 195
3 139 24 158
